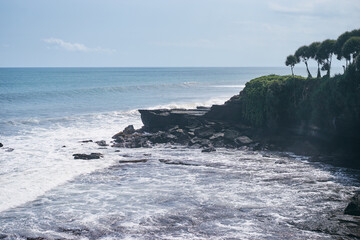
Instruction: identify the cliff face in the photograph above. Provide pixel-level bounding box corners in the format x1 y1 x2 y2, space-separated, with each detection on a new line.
205 70 360 155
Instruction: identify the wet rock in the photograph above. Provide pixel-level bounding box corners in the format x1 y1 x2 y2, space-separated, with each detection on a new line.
58 227 89 236
195 127 215 138
79 140 93 143
209 132 224 140
150 132 177 144
114 150 121 152
95 140 109 146
73 153 103 160
0 233 7 239
120 154 131 157
0 143 3 148
344 192 360 216
123 125 135 135
5 148 14 152
62 145 66 148
202 146 216 152
159 159 199 166
275 160 287 164
234 136 253 145
223 129 240 141
119 159 148 163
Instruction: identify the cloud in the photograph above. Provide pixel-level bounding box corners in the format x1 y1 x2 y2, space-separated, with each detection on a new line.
43 38 115 54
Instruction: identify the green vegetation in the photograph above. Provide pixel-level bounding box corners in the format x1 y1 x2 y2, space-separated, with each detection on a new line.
239 29 360 132
285 55 297 75
238 68 360 134
286 29 360 77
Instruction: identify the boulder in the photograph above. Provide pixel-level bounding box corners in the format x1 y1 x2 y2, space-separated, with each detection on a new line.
344 192 360 216
202 147 216 152
123 125 135 135
95 140 109 146
235 136 253 145
119 159 148 163
224 129 240 141
0 143 3 148
73 153 103 160
195 127 215 138
209 132 224 140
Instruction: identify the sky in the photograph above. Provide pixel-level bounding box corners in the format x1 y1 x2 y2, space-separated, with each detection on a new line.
0 0 359 67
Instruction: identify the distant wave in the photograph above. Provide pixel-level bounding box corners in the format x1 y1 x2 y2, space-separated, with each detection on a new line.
209 84 245 88
0 81 201 102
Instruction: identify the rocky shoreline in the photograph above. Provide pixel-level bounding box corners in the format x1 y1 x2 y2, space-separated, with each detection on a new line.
106 103 360 222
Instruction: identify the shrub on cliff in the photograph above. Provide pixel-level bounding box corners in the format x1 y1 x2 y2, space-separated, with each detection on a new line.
238 71 360 135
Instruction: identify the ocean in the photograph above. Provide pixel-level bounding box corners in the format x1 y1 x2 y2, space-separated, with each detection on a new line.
0 67 358 239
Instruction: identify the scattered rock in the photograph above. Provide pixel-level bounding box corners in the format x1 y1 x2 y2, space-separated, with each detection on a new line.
275 160 287 164
62 145 66 148
223 129 240 141
120 154 131 157
344 192 360 216
123 125 135 135
159 159 199 166
119 159 148 163
202 147 216 153
95 140 109 146
5 148 14 152
114 150 121 152
0 143 3 148
73 153 103 160
195 127 215 138
79 140 93 143
209 132 224 140
234 136 253 145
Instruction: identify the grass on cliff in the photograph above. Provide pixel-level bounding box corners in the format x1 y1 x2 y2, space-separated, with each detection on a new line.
237 67 360 132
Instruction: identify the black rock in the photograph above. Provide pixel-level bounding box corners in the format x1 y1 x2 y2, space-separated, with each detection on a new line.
0 143 3 148
195 127 215 138
5 148 14 152
73 153 103 160
234 136 253 145
119 159 148 163
79 140 93 143
159 159 199 166
344 192 360 216
223 129 240 141
202 147 216 152
0 233 7 239
123 125 135 135
95 140 109 146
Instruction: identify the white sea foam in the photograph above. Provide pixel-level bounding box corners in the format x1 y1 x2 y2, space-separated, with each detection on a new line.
0 110 142 213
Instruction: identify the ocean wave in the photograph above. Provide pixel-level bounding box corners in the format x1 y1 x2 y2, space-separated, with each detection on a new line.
0 81 201 102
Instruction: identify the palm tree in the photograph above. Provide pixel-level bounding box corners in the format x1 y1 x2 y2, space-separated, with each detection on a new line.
308 42 322 78
317 39 336 77
342 36 360 64
295 46 312 78
285 55 298 76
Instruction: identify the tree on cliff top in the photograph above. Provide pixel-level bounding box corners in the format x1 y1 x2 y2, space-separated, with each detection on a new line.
308 42 322 78
285 55 298 76
342 36 360 63
295 45 312 78
334 29 360 64
317 39 336 77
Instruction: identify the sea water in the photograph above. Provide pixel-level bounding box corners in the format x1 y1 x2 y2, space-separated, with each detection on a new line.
0 67 358 239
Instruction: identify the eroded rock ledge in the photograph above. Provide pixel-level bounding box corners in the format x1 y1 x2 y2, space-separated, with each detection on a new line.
112 107 262 152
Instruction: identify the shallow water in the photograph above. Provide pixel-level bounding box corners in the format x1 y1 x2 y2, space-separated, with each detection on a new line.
0 67 358 239
1 146 359 239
